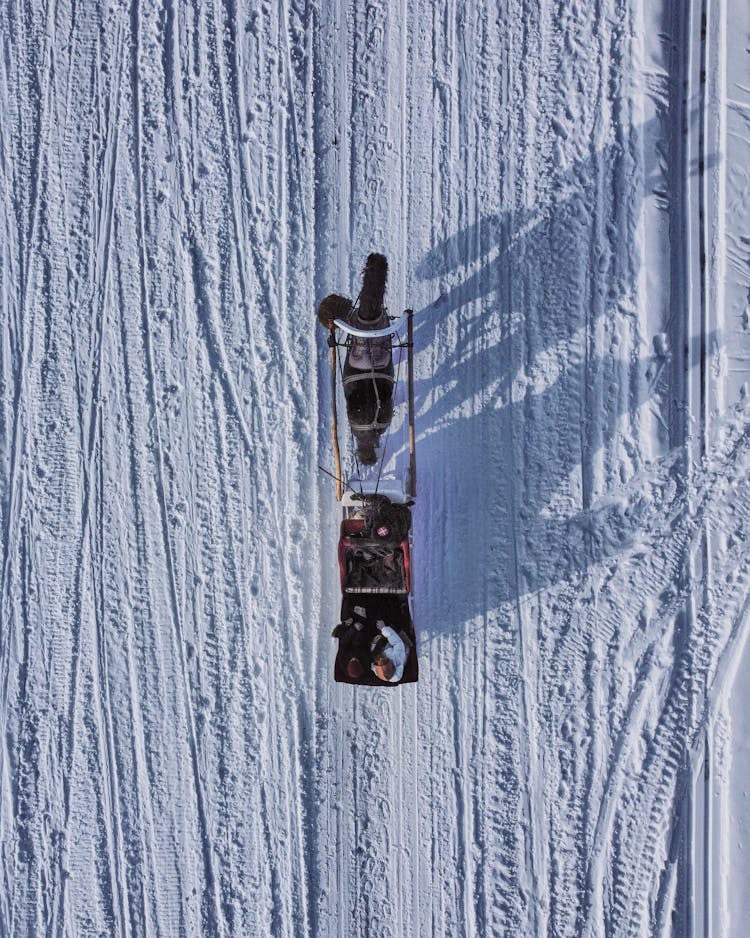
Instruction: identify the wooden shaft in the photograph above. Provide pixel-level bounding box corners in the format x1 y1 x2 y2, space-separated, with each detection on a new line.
329 335 343 501
407 309 416 497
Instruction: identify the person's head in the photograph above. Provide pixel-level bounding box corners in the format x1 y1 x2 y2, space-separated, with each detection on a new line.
317 293 352 329
346 657 364 679
373 654 395 682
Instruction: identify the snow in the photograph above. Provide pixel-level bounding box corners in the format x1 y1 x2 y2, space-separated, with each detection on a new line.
711 618 750 937
1 0 749 936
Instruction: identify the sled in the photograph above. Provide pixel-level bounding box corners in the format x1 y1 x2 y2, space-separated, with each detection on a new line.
332 487 418 686
319 257 418 686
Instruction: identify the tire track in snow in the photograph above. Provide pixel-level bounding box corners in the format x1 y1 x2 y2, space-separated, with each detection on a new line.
0 0 58 583
503 0 613 929
619 459 750 933
58 23 126 931
198 0 313 731
185 4 319 930
175 9 302 919
407 0 531 932
211 4 320 928
0 0 56 784
2 9 132 932
111 233 186 936
160 16 303 924
127 5 222 930
562 419 750 934
93 418 130 938
2 2 324 933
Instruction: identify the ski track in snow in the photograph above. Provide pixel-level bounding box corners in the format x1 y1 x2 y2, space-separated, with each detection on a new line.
1 0 749 936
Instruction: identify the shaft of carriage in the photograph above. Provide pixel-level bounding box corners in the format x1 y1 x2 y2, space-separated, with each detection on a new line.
407 309 416 498
328 329 343 501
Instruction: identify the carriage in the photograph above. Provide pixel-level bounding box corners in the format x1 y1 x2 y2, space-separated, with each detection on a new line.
333 485 418 685
319 255 419 686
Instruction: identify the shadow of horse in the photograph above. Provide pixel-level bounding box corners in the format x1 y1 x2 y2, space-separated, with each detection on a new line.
387 119 718 639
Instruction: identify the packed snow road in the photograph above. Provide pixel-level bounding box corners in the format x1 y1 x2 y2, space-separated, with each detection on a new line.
2 0 749 936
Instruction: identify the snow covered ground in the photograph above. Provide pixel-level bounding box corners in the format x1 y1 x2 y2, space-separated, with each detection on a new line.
1 0 750 936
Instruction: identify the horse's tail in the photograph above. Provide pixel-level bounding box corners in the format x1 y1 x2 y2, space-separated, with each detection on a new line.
358 254 388 323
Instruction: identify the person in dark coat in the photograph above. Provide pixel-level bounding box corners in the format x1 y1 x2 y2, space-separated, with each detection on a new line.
332 605 375 677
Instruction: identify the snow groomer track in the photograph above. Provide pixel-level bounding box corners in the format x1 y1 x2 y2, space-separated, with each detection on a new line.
2 0 750 936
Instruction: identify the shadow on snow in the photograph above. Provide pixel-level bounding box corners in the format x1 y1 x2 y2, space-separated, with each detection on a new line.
396 120 718 640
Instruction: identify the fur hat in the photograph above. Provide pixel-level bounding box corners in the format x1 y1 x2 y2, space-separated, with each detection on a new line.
317 293 352 329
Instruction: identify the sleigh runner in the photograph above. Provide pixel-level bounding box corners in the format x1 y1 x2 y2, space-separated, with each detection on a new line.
318 255 418 686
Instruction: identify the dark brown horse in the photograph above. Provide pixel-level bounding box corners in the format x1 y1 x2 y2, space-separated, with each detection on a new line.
317 254 395 465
